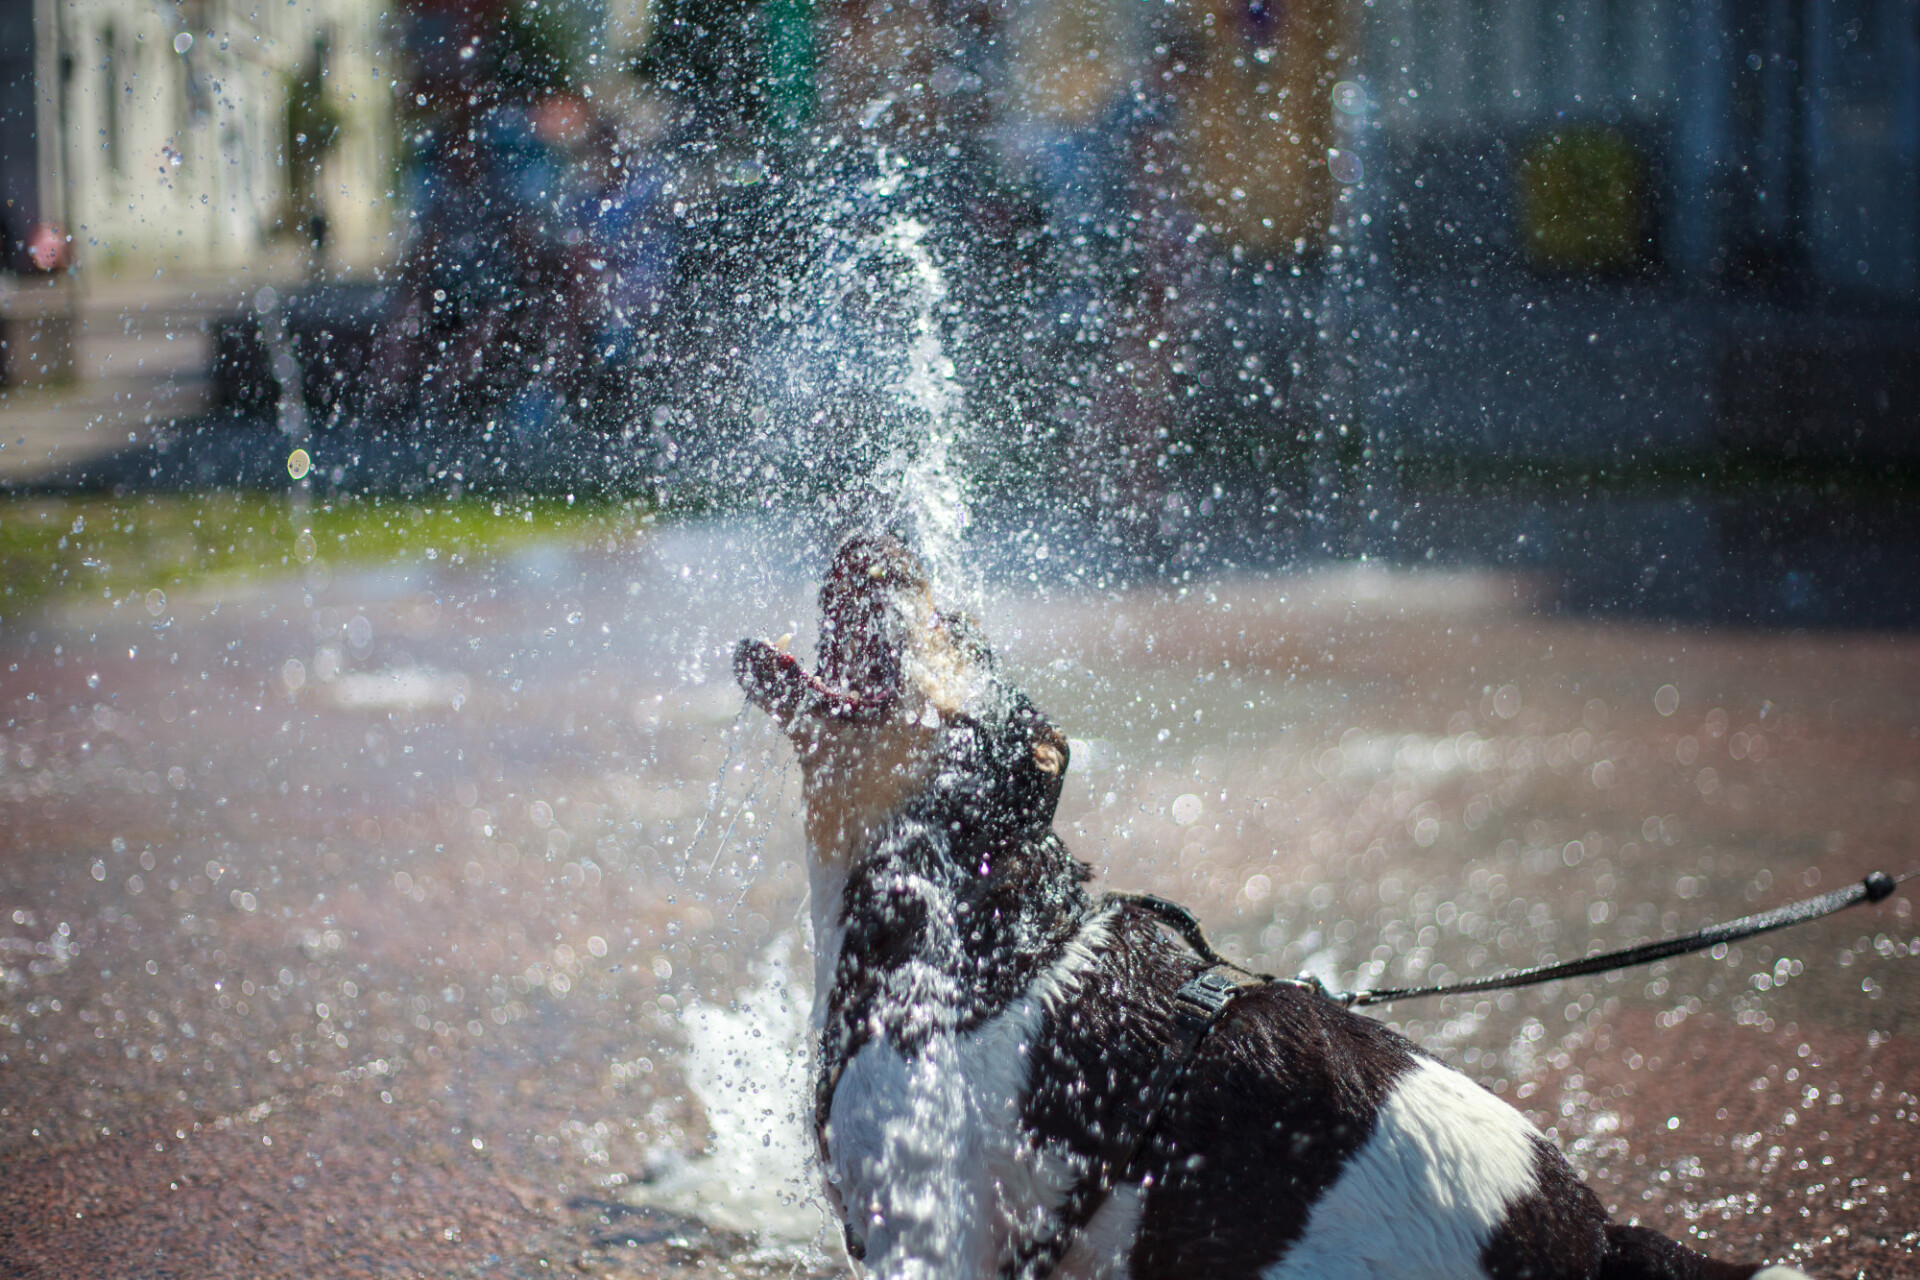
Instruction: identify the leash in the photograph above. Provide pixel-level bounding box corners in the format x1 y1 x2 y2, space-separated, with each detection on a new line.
1340 867 1912 1007
1002 870 1913 1280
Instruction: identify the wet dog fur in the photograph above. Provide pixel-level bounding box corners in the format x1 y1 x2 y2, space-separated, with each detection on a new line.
735 533 1812 1280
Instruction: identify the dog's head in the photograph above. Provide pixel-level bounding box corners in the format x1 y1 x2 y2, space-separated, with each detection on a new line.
735 533 1069 871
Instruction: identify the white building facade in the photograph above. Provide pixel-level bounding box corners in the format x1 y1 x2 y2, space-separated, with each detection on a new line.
5 0 399 280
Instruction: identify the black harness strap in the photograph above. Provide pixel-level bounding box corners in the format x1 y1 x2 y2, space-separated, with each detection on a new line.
1001 896 1305 1280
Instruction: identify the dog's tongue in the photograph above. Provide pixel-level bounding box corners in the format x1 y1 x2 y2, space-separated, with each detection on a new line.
735 534 926 725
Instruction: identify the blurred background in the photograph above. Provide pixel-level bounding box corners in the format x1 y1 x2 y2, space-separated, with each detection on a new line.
2 0 1918 1277
2 0 1916 617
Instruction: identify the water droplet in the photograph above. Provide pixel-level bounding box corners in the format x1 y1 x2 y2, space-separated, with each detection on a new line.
173 31 192 53
1492 684 1521 719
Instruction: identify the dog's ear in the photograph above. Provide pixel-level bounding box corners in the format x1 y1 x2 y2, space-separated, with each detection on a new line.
1030 722 1068 786
1008 697 1068 832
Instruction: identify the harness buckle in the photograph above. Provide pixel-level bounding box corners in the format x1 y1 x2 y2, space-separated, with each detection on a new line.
1173 968 1246 1031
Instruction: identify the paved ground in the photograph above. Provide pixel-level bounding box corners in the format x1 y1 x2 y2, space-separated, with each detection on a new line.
1 519 1916 1277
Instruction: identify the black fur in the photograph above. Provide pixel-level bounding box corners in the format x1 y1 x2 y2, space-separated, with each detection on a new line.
1022 914 1425 1277
813 695 1092 1137
1481 1143 1611 1279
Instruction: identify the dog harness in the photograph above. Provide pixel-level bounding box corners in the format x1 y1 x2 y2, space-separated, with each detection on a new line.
1001 893 1311 1280
1001 870 1913 1280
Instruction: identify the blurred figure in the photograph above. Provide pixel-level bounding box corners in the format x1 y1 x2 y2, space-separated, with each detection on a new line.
1176 0 1347 255
804 0 1000 149
569 111 679 432
1000 0 1185 567
374 0 686 443
1001 0 1149 241
1054 31 1212 569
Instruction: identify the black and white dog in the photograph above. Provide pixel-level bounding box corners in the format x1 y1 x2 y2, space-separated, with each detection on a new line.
736 534 1810 1280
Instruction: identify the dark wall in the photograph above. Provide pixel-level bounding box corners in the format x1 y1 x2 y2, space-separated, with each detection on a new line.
0 0 42 265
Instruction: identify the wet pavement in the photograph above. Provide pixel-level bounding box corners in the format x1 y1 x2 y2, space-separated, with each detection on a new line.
1 517 1916 1278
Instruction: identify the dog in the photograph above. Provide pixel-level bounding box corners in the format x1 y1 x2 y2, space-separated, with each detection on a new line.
735 532 1812 1280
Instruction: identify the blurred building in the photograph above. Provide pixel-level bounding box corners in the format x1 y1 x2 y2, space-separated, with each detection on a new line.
995 0 1351 252
995 0 1920 300
1365 0 1920 298
1 0 399 281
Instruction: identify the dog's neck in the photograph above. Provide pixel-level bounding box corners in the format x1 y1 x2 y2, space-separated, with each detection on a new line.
792 710 940 1031
751 540 1089 1048
806 854 852 1034
807 740 1093 1056
796 715 940 871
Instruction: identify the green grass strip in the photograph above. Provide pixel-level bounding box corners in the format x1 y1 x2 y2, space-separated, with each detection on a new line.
0 493 652 622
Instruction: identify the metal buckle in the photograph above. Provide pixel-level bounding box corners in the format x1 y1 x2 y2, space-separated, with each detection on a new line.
1172 967 1249 1034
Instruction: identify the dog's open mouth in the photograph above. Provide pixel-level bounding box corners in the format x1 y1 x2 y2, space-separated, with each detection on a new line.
737 533 1068 863
734 533 934 728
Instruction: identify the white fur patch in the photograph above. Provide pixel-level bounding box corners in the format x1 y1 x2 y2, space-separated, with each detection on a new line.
1262 1057 1543 1280
1025 903 1120 1019
966 905 1122 1253
1056 1182 1143 1280
824 907 1118 1279
807 856 849 1033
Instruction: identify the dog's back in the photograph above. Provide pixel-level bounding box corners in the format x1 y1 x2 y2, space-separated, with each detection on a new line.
1025 905 1752 1280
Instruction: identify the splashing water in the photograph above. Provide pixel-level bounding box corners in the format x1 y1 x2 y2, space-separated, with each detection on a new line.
747 180 972 590
640 942 825 1246
654 180 980 1259
871 215 968 593
659 170 1007 1271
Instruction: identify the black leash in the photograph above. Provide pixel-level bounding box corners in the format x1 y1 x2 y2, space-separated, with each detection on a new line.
1002 870 1913 1280
1341 868 1912 1007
